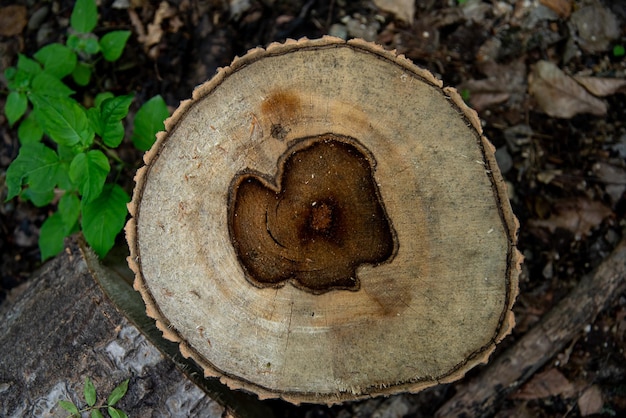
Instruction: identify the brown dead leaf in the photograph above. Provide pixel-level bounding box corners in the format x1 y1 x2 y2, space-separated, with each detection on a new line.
0 5 27 37
592 162 626 204
529 198 613 239
574 76 626 97
578 385 603 416
145 2 177 47
539 0 571 18
374 0 415 24
129 1 178 59
529 60 607 118
459 60 526 111
513 368 576 400
570 4 620 53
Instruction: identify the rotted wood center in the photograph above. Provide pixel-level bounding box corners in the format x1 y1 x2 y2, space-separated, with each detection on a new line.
228 134 396 294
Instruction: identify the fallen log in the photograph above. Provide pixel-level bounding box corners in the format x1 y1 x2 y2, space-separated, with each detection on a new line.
0 237 272 418
436 234 626 417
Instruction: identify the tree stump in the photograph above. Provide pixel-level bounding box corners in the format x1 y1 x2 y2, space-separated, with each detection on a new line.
127 37 522 404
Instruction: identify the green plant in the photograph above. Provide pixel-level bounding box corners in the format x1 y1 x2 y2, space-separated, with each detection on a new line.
613 45 625 57
3 0 169 260
59 376 130 418
460 88 471 103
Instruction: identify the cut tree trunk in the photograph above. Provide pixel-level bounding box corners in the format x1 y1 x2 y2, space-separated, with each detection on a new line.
0 237 272 418
127 37 522 404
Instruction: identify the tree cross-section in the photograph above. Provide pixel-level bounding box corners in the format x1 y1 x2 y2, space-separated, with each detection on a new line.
126 37 521 405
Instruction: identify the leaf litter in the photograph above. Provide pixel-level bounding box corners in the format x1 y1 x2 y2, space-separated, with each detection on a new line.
529 198 614 239
529 60 607 118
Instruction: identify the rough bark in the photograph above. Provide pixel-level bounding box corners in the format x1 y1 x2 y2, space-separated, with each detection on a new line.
436 235 626 417
0 238 270 418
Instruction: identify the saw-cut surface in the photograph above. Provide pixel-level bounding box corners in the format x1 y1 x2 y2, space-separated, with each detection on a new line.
127 37 521 404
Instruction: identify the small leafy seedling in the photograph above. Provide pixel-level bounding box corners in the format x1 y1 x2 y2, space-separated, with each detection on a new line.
59 376 130 418
2 0 169 260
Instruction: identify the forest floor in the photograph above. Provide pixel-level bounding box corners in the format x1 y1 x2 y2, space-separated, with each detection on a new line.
1 0 625 417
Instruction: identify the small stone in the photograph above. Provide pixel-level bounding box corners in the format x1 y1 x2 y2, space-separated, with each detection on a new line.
27 6 49 31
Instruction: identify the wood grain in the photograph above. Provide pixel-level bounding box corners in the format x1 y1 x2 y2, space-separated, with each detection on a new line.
127 37 521 404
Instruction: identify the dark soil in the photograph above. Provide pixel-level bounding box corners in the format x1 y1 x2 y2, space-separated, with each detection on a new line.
1 0 625 417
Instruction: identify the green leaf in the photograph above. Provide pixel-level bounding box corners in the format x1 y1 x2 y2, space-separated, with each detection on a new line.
67 34 81 50
107 407 128 418
72 61 92 86
69 150 109 203
99 31 131 62
17 54 42 77
107 378 129 406
84 376 97 407
22 188 55 207
33 43 77 79
57 144 81 162
5 91 28 126
30 95 94 147
31 72 75 98
5 142 61 200
103 123 125 148
132 95 169 151
87 107 102 136
58 400 80 415
101 95 134 122
39 212 67 260
95 92 115 108
71 0 98 33
100 95 133 147
8 69 32 91
84 37 101 55
18 113 44 144
4 66 17 80
91 409 105 418
59 193 81 233
10 55 41 90
82 185 129 258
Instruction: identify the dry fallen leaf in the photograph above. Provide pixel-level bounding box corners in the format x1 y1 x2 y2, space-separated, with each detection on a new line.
145 2 177 47
529 60 607 118
513 368 576 400
592 162 626 204
574 76 626 97
0 5 27 37
374 0 415 24
128 1 178 59
578 385 604 417
569 4 620 53
529 198 613 239
459 60 526 111
539 0 571 18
